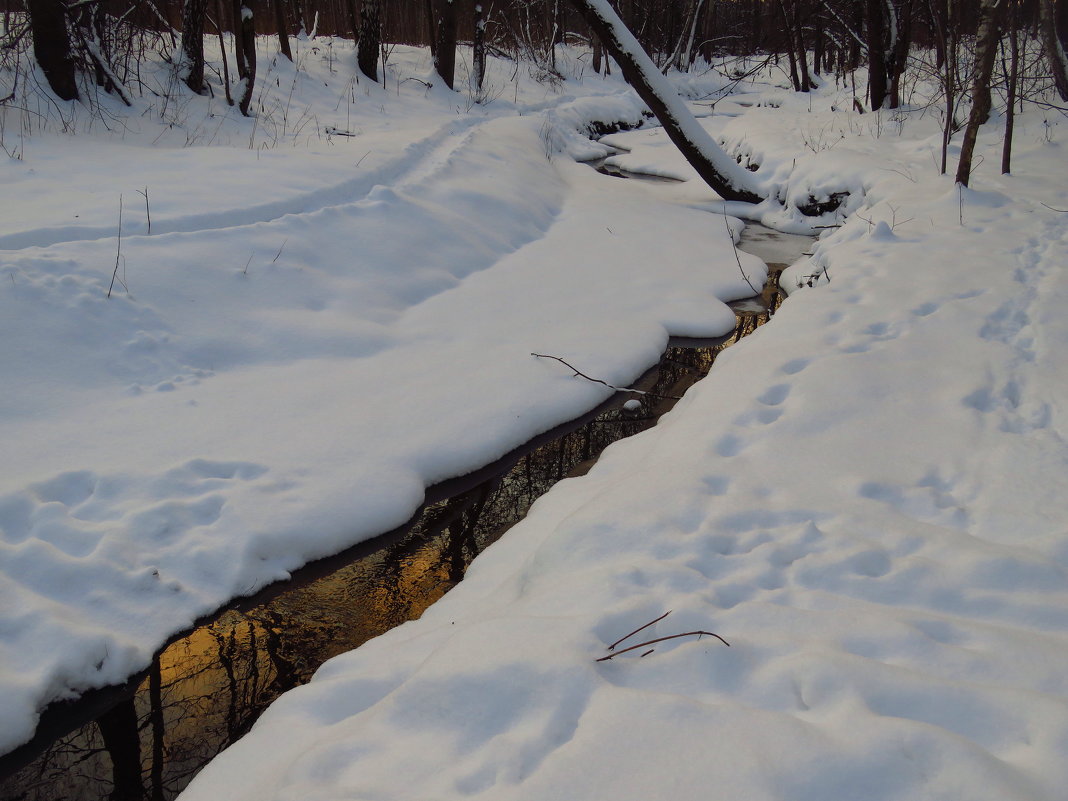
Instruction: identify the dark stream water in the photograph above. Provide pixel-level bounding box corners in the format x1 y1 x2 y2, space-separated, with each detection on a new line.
0 215 810 801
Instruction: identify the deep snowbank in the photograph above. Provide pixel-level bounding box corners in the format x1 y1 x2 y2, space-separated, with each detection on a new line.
0 43 762 754
177 61 1068 801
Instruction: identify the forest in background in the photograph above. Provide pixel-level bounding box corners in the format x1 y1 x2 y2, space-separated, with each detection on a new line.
5 0 1068 115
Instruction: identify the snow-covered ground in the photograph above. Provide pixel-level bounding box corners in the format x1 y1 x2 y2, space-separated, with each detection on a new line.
1 41 763 756
5 35 1068 801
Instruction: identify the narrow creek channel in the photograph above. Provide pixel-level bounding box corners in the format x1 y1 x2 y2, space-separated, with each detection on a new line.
0 207 813 801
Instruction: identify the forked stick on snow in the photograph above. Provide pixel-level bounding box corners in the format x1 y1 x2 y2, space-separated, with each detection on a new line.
530 353 683 401
608 610 672 651
596 631 730 662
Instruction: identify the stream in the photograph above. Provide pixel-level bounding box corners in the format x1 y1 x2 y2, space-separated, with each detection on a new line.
0 194 813 801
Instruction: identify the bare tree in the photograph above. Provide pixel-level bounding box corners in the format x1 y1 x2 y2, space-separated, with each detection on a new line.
1038 0 1068 100
433 0 457 88
1001 0 1018 174
27 0 78 100
274 0 293 60
181 0 210 92
235 0 258 116
955 0 1005 186
473 1 487 94
358 0 383 81
569 0 763 203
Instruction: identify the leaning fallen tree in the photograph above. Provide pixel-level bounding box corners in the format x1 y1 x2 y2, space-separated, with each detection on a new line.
569 0 763 204
569 0 849 216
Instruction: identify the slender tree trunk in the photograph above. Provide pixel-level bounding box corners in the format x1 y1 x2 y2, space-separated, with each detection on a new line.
433 0 456 89
426 0 437 57
1039 0 1068 100
97 699 144 801
181 0 210 92
568 0 764 204
274 0 293 60
750 0 762 52
358 0 382 81
345 0 359 42
778 0 801 91
955 0 1005 186
237 0 257 116
792 1 812 91
1002 5 1018 174
232 0 246 77
866 0 888 109
149 656 166 801
216 0 234 105
473 2 487 94
888 0 914 108
27 0 78 100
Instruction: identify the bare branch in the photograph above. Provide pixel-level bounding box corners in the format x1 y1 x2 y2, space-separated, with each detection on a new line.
531 353 683 400
608 611 672 651
596 630 730 661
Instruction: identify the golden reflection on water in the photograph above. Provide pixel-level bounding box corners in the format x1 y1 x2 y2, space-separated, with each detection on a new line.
3 288 785 801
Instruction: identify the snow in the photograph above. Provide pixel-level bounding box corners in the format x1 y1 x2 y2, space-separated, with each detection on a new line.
4 34 1068 801
0 41 757 756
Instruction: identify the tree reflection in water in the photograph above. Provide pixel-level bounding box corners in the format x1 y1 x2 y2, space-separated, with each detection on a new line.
0 292 781 801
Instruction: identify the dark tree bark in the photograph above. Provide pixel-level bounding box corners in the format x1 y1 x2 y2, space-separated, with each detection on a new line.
779 0 811 91
181 0 210 92
473 2 487 93
866 0 888 109
274 0 293 60
345 0 360 42
955 0 1005 186
1002 3 1018 174
433 0 456 89
1039 0 1068 101
887 0 915 108
750 0 763 53
215 0 234 105
569 0 763 204
96 699 144 801
232 0 246 77
149 656 166 801
426 0 437 57
27 0 78 100
358 0 383 81
236 0 257 116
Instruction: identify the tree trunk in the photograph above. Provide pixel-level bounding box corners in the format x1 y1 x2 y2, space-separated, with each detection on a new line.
97 699 144 801
237 0 257 116
345 0 359 42
149 656 166 801
791 1 812 91
1039 0 1068 101
433 0 456 89
426 0 437 57
181 0 210 92
216 0 234 105
568 0 763 204
888 0 914 108
778 0 801 91
1002 5 1018 175
358 0 382 82
274 0 293 60
473 1 487 94
27 0 78 100
955 0 1005 186
866 0 888 109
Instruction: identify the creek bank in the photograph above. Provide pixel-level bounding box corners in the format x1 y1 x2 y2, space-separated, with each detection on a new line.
0 215 813 801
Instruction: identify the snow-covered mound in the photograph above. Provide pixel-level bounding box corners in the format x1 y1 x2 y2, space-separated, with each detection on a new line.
0 41 761 755
177 60 1068 801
